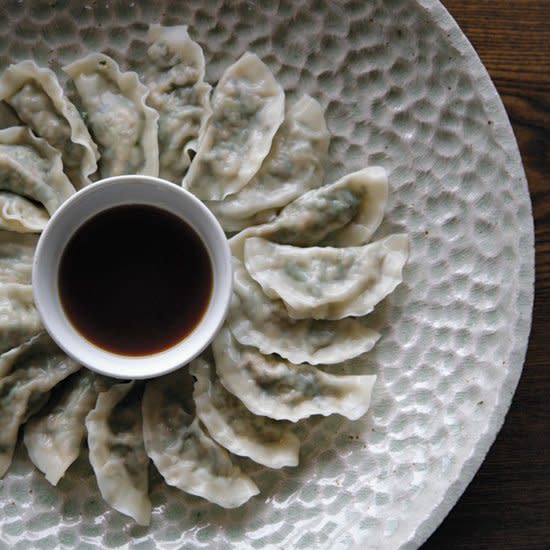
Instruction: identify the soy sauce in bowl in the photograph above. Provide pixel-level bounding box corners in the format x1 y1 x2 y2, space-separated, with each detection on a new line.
58 204 213 356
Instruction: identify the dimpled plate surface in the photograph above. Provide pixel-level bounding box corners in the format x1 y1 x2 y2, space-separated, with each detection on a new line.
0 1 534 549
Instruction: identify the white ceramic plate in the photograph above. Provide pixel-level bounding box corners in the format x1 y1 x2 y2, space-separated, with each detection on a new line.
0 1 534 549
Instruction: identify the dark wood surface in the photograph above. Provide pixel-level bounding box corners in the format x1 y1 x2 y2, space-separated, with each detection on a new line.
423 2 549 549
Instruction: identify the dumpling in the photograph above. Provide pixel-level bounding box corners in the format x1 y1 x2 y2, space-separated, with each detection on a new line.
0 232 37 285
0 126 75 215
244 234 409 320
142 368 259 508
0 331 61 379
183 52 284 200
24 370 111 486
86 381 151 525
230 166 388 254
0 192 48 233
0 60 98 189
228 255 380 365
64 54 159 178
0 283 43 354
0 336 36 378
190 356 300 469
206 94 329 231
0 333 80 477
319 166 389 246
212 328 377 423
144 24 212 182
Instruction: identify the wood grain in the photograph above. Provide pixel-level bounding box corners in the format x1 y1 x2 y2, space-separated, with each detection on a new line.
422 2 550 548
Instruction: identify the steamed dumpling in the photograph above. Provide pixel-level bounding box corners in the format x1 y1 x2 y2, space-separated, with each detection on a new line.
206 94 329 231
0 60 98 189
0 333 80 477
190 356 300 469
0 232 37 285
0 334 40 378
230 166 388 255
86 381 151 525
244 234 409 320
142 368 259 508
0 192 48 233
24 370 111 486
227 254 380 365
0 284 43 354
183 52 284 200
0 126 75 215
212 327 377 423
64 53 159 178
144 24 212 182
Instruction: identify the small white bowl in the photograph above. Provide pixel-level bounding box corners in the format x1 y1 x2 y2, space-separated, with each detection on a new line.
33 175 232 380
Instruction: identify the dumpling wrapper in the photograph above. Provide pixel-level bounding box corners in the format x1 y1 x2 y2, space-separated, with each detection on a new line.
144 24 212 182
86 381 151 526
190 356 300 469
212 327 377 423
0 60 98 189
206 94 329 231
0 334 42 378
64 53 159 178
24 370 111 486
0 283 43 355
227 255 380 365
0 333 80 477
0 232 37 285
244 234 409 320
183 52 284 200
142 369 259 508
0 192 48 233
0 126 75 215
230 166 388 257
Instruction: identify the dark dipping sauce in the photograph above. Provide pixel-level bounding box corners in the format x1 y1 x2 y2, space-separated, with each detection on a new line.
58 204 213 356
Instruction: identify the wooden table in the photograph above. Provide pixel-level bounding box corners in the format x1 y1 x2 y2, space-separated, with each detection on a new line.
422 2 549 548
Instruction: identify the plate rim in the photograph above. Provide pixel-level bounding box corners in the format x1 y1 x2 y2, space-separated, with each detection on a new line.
395 2 535 548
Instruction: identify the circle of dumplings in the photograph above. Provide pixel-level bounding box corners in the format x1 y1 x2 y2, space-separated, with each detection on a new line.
0 1 533 549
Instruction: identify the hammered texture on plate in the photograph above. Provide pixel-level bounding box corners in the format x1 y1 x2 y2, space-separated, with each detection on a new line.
0 1 533 549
